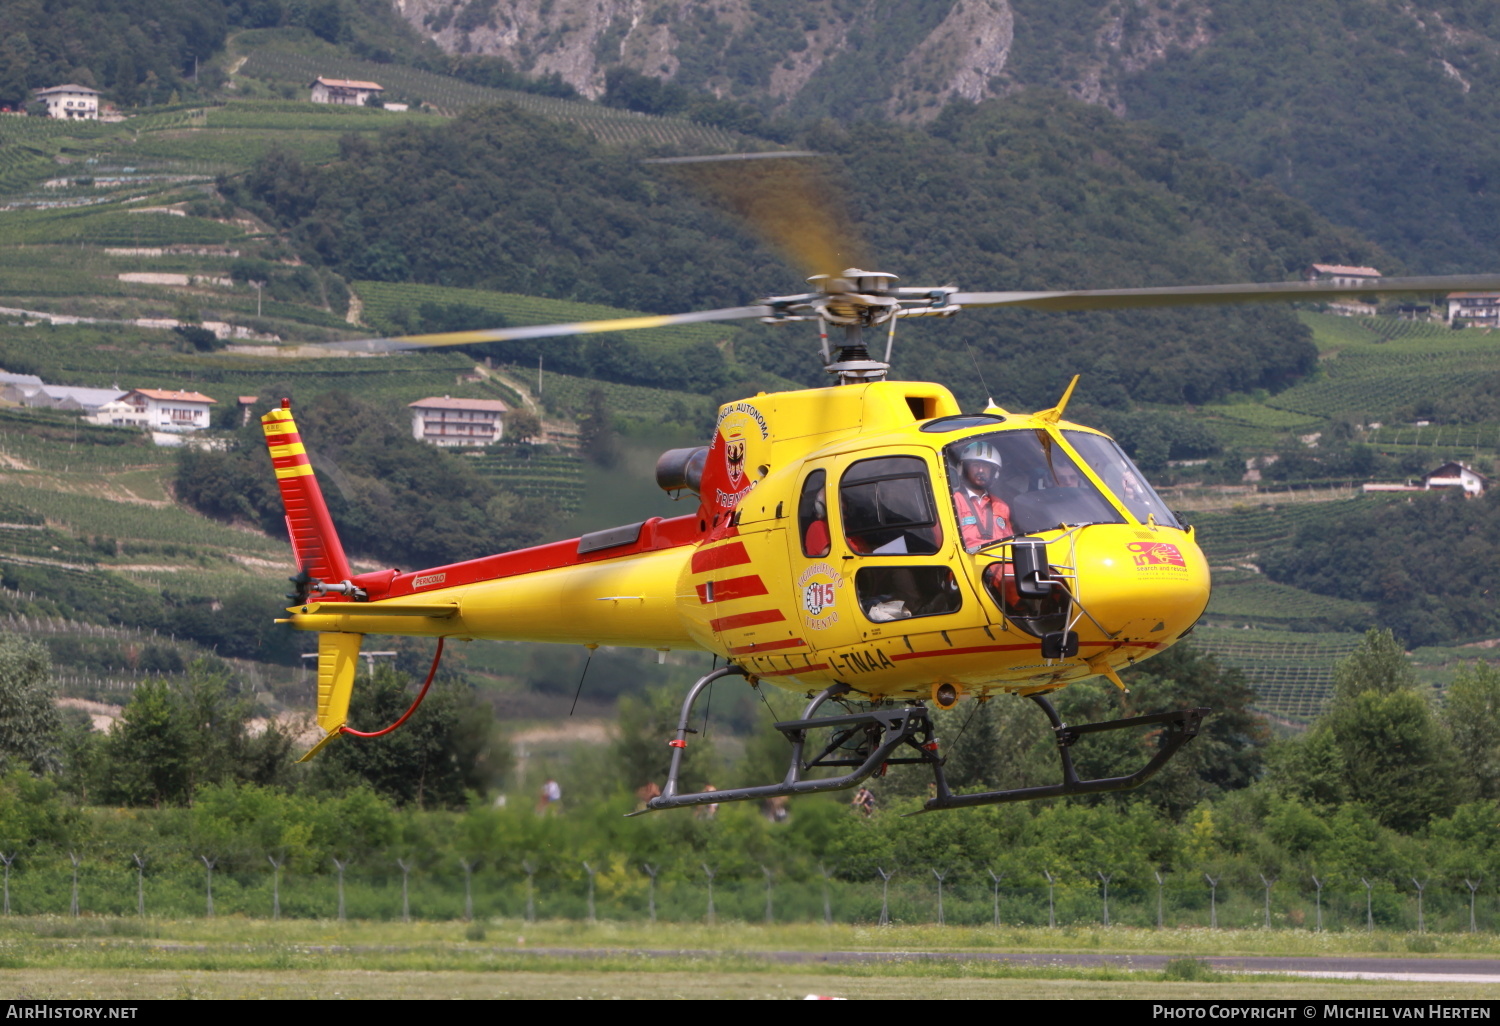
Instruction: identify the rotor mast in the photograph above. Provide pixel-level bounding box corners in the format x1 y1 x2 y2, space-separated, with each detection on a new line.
759 268 961 386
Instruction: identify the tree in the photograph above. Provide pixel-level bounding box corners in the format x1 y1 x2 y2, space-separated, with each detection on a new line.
99 678 193 807
505 409 541 444
1275 628 1460 832
0 633 62 775
1333 628 1416 700
317 665 499 809
96 661 294 807
1445 662 1500 801
576 387 619 469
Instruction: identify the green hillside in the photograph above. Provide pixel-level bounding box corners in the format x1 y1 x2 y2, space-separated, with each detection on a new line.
235 37 759 152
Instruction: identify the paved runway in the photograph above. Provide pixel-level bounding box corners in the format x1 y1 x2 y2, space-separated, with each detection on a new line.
529 947 1500 983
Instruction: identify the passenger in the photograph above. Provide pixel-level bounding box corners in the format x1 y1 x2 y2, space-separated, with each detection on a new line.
803 486 830 557
952 441 1013 552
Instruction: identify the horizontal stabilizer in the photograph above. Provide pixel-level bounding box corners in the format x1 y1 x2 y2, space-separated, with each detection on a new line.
290 601 459 618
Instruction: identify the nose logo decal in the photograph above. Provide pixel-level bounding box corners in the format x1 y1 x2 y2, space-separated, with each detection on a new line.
1127 542 1187 568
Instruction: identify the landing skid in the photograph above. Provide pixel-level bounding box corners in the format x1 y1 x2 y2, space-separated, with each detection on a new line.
637 665 1209 815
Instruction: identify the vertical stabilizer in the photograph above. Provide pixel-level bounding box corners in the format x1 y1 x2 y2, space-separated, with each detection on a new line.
261 400 353 586
298 631 363 761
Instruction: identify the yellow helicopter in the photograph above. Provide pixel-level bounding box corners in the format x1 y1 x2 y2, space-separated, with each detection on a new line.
265 264 1500 813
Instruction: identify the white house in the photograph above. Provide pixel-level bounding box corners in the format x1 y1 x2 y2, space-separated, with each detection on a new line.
34 84 101 120
119 388 217 431
1424 461 1488 496
1305 263 1383 287
409 396 508 447
309 77 383 106
1446 292 1500 327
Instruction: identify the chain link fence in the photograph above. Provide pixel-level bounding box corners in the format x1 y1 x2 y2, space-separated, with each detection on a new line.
0 854 1491 932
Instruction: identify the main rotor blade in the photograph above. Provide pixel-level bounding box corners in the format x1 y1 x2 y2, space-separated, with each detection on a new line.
314 305 772 354
662 154 862 280
951 275 1500 312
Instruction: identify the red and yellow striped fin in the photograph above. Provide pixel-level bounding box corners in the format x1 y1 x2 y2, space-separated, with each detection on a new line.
260 400 353 586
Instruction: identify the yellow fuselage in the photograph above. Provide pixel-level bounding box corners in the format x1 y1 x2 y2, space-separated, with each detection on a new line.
285 380 1209 701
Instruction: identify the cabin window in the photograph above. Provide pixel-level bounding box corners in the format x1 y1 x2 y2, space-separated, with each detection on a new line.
944 430 1122 549
1062 431 1180 528
838 456 943 555
799 469 830 557
855 566 962 622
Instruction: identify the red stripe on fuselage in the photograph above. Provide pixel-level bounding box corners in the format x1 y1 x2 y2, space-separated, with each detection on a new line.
695 575 769 604
728 638 806 655
889 640 1164 662
691 541 751 574
352 514 703 603
709 608 786 632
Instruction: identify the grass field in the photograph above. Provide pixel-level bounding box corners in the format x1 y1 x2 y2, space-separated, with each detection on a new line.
0 919 1495 999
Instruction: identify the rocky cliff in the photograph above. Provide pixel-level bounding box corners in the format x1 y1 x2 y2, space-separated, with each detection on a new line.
391 0 1209 119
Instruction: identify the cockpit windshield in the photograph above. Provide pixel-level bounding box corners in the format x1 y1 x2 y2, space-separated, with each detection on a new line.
943 430 1123 550
1063 431 1180 529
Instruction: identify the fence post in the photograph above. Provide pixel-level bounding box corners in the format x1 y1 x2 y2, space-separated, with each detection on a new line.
1044 870 1056 929
1311 875 1323 932
396 859 411 923
268 856 282 920
69 852 80 917
200 856 216 918
332 857 349 921
642 864 659 923
761 865 774 924
1411 878 1427 934
988 869 1004 928
459 859 476 923
0 853 12 915
1154 871 1166 930
1097 871 1112 927
582 861 597 923
702 864 715 924
1465 879 1481 933
876 867 893 926
523 861 537 923
1259 874 1276 929
819 863 834 926
932 868 947 926
133 855 146 917
1361 877 1374 932
1204 874 1218 929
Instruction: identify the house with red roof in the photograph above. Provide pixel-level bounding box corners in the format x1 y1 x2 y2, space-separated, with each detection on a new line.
120 388 217 431
309 77 384 106
409 396 508 447
1446 292 1500 327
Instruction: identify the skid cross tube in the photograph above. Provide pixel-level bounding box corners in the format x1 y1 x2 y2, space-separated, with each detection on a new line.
640 673 939 814
919 695 1209 812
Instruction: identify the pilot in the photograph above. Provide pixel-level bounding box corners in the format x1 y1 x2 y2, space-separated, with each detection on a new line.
952 440 1013 552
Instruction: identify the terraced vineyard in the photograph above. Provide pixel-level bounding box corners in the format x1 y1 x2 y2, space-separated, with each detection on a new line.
235 40 758 152
469 448 585 513
1204 568 1373 631
1193 626 1365 723
0 205 246 247
1186 497 1378 563
1264 318 1500 422
509 363 714 422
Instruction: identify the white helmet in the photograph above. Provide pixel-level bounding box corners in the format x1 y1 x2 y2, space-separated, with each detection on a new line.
961 440 1001 469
